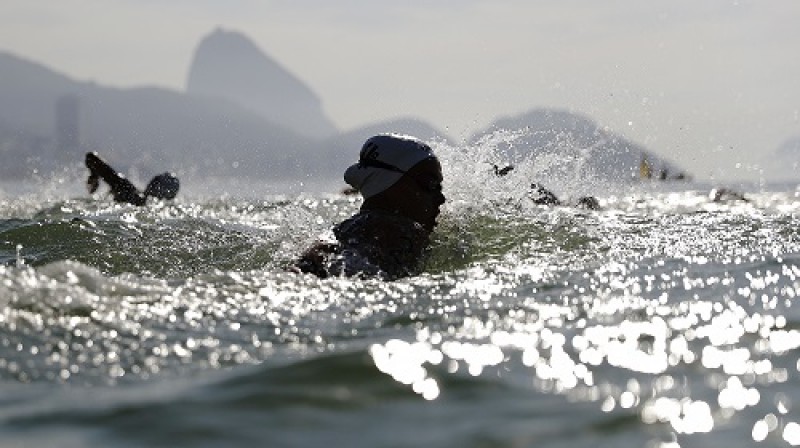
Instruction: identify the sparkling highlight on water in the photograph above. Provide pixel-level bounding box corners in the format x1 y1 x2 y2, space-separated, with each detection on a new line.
2 136 800 446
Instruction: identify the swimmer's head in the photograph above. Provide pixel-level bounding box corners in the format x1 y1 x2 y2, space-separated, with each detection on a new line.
144 172 180 200
344 134 436 199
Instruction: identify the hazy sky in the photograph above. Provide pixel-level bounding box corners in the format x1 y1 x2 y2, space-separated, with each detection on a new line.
2 0 799 181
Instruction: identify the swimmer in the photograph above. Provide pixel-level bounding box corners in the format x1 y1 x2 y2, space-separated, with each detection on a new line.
492 164 515 177
530 183 600 210
292 134 445 280
709 187 748 203
530 182 561 206
85 152 180 205
490 164 600 210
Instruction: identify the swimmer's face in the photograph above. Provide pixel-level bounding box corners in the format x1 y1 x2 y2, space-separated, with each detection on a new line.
391 158 445 232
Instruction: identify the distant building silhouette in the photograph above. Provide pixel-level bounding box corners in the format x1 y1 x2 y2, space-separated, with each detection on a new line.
55 94 80 152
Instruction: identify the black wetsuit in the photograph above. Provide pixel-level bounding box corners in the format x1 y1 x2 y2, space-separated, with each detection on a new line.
530 183 561 206
293 210 431 280
85 152 147 205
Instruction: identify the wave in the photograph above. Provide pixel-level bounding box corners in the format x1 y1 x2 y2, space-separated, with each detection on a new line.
2 138 800 447
1 347 626 448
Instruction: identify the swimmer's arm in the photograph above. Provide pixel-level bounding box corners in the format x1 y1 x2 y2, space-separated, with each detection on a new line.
85 152 146 205
288 242 339 277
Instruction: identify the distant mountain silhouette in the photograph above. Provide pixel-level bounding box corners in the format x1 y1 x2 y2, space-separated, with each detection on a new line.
471 108 689 184
0 33 698 189
0 50 322 179
186 28 337 139
0 52 79 137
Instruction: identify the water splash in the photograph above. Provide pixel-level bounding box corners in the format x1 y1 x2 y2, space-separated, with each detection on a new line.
2 150 800 447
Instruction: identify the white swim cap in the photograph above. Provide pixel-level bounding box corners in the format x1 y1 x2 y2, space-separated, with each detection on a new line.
344 134 436 199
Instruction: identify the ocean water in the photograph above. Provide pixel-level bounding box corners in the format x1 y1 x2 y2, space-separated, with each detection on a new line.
1 138 800 448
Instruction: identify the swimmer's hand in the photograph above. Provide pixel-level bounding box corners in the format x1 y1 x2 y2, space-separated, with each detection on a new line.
87 173 99 193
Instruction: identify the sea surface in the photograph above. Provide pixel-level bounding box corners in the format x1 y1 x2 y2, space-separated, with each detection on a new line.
1 139 800 448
